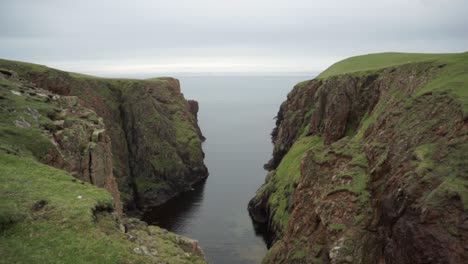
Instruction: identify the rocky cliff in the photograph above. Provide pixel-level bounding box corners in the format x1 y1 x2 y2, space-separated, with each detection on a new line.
0 59 208 210
249 52 468 263
0 60 208 263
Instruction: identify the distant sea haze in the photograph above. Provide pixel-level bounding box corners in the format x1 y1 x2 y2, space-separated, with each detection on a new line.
68 71 319 79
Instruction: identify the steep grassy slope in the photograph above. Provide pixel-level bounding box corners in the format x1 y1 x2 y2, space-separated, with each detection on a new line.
249 52 468 263
0 152 206 264
0 59 208 210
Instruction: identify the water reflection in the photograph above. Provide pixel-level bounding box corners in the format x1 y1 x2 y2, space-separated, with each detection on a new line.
143 179 207 230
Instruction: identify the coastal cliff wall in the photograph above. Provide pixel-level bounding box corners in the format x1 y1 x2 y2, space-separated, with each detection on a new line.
249 52 468 263
0 59 208 210
0 60 208 263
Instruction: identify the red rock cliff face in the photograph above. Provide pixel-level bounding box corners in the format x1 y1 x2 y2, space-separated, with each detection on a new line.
250 60 468 263
0 60 208 211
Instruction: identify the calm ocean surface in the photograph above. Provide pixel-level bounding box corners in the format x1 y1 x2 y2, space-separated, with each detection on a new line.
143 76 311 263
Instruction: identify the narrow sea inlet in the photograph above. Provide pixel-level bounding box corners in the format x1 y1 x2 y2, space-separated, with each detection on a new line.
142 76 310 263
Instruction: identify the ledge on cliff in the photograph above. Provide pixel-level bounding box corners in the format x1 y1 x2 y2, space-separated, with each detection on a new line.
250 52 468 264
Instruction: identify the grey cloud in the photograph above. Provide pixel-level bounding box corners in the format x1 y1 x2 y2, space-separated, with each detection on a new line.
1 0 467 75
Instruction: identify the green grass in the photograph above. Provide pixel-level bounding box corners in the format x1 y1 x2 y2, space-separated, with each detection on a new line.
267 135 323 231
135 224 206 264
412 141 468 210
0 151 206 263
414 53 468 114
425 177 468 210
0 59 50 74
356 100 385 139
0 78 105 160
318 52 457 79
328 223 346 232
413 143 436 175
0 152 146 264
328 137 370 207
0 82 56 158
173 112 204 165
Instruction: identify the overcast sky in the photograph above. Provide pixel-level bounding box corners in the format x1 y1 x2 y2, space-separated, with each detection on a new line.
1 0 467 77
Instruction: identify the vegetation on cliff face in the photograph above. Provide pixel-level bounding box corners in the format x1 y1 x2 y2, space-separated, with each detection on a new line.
249 52 468 263
0 59 208 210
0 62 208 263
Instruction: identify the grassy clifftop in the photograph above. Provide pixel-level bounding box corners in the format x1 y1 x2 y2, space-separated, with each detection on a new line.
250 52 468 263
319 52 468 113
319 52 458 78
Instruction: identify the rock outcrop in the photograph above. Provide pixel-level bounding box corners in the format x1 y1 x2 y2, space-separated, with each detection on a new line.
0 59 208 210
249 52 468 263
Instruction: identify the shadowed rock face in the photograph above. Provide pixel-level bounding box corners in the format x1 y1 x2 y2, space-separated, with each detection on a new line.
187 99 205 141
250 58 468 263
0 59 208 211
